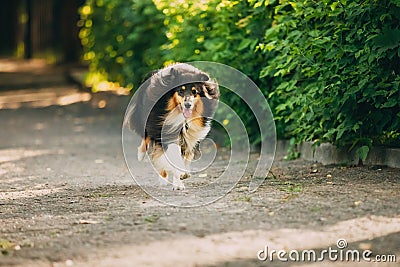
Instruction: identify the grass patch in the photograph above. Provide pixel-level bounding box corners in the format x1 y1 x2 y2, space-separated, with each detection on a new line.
280 181 303 194
310 205 321 212
0 239 15 255
88 193 111 198
234 196 252 202
144 215 159 223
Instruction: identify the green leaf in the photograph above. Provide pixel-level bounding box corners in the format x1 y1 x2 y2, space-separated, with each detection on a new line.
238 38 253 51
390 0 400 7
331 2 339 11
372 28 400 50
381 99 398 108
264 27 278 40
356 146 370 162
336 127 346 140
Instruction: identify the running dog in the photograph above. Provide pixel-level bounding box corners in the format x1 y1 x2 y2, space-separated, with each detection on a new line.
127 63 219 190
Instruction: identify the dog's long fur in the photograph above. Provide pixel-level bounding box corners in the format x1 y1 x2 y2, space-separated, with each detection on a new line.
127 63 219 190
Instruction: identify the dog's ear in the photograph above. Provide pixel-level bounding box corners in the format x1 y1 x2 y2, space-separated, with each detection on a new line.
202 80 219 100
199 73 210 82
160 67 177 85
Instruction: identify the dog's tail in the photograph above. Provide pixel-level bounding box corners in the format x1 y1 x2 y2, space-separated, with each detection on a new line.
123 91 147 138
123 70 158 136
123 101 137 131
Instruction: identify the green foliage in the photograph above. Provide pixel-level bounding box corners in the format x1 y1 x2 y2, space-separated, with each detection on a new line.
80 0 400 153
377 130 400 147
285 137 300 160
156 0 268 78
79 0 166 90
258 0 400 151
155 0 270 143
356 145 370 162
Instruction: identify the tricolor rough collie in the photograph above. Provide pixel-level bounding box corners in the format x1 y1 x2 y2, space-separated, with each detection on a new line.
128 63 219 190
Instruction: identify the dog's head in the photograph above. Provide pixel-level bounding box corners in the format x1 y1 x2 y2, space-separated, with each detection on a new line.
152 63 219 118
174 83 204 118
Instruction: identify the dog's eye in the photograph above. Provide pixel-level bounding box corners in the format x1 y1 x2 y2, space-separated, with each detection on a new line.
177 86 185 95
192 90 197 95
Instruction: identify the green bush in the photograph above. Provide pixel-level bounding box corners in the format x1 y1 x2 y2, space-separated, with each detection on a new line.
258 0 400 150
156 0 268 78
80 0 400 152
79 0 166 90
155 0 271 144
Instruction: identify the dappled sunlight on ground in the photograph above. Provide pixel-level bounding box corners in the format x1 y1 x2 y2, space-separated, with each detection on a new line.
0 148 51 164
0 58 130 109
0 58 93 109
0 58 49 73
0 88 92 109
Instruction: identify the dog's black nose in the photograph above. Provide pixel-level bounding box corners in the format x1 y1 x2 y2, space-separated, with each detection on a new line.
184 102 192 109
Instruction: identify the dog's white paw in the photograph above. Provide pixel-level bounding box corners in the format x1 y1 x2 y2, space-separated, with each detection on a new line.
159 176 169 186
180 173 191 180
172 176 185 190
137 148 145 161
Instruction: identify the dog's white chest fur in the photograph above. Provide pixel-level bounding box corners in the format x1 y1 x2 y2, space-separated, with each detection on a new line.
164 109 186 130
164 109 210 147
182 120 210 151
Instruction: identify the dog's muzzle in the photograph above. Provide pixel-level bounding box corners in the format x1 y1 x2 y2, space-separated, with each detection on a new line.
182 99 193 118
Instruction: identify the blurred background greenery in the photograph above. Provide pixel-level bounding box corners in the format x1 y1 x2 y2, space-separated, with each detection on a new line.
79 0 400 156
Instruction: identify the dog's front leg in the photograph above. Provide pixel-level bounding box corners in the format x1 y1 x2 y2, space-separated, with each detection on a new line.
181 151 194 180
137 137 150 161
165 143 186 190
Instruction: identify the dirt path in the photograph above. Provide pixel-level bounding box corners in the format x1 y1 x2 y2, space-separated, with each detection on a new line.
0 89 399 267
